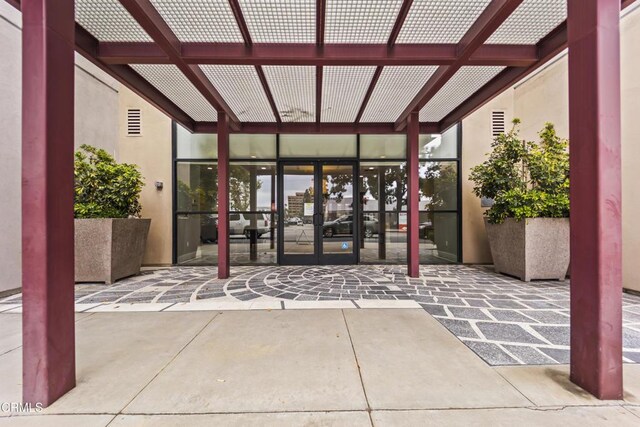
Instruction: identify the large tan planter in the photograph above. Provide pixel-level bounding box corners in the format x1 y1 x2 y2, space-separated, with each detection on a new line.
485 217 569 282
75 218 151 284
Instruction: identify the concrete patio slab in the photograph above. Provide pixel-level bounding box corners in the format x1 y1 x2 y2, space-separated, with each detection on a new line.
124 310 368 413
0 415 115 427
0 314 21 354
42 312 217 414
371 406 640 426
495 365 628 406
343 309 530 409
0 347 21 406
109 412 371 426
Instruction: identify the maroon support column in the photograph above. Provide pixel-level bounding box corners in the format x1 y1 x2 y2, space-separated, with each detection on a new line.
406 112 420 277
217 112 230 279
22 0 76 406
568 0 623 399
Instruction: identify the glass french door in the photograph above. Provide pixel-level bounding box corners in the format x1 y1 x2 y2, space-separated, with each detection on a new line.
278 161 358 265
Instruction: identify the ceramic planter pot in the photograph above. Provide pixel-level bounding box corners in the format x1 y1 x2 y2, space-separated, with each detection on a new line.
75 218 151 284
485 217 569 281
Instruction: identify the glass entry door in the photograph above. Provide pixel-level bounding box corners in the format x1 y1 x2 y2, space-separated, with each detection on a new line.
278 161 358 265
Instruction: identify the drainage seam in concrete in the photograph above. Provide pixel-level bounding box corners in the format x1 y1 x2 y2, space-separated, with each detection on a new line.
341 309 375 427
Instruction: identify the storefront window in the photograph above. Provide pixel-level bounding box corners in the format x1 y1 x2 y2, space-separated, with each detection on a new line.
359 162 407 264
419 125 458 159
279 134 357 157
230 134 276 159
360 134 406 159
228 162 277 264
176 124 217 159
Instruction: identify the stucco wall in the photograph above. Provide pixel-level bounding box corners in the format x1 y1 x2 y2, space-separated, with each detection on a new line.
461 6 640 291
117 87 173 266
0 4 120 294
461 90 514 264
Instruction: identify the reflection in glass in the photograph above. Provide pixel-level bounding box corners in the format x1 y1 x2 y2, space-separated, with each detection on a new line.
419 211 458 263
419 126 458 159
176 125 217 159
280 134 357 157
230 134 277 159
176 162 218 212
282 165 315 255
360 134 406 159
419 161 458 211
322 165 354 255
228 162 277 264
176 213 218 265
358 162 408 263
229 213 278 264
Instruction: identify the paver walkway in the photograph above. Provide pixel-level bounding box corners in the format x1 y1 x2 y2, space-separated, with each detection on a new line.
2 265 640 366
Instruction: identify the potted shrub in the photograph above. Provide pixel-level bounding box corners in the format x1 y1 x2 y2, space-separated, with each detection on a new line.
74 145 150 284
470 120 570 281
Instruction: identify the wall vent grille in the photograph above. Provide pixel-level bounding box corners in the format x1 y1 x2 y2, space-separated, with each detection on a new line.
127 108 142 136
491 110 506 137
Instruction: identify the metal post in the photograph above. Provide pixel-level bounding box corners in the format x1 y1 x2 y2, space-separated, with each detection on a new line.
217 113 230 278
21 0 76 406
406 112 420 277
568 0 623 399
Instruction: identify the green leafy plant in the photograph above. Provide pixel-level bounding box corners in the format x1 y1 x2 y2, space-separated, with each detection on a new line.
74 144 144 218
469 119 569 224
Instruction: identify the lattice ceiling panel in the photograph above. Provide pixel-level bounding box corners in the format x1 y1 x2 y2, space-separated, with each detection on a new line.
325 0 404 44
396 0 491 44
322 67 377 122
200 65 276 122
76 0 152 42
239 0 315 43
361 66 438 122
488 0 566 44
419 66 505 122
149 0 244 42
263 66 315 122
131 65 218 121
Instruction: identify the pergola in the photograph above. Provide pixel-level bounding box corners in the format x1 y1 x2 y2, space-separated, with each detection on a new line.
10 0 633 407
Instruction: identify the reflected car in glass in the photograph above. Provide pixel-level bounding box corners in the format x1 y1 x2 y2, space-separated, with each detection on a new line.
323 214 378 238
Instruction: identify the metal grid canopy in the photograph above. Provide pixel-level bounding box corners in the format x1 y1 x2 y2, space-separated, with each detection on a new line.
263 66 316 123
419 66 505 122
325 0 405 43
361 66 438 122
200 65 276 122
150 0 244 42
239 0 316 43
131 64 218 121
49 0 631 131
396 0 492 43
76 0 152 42
322 66 377 122
488 0 567 44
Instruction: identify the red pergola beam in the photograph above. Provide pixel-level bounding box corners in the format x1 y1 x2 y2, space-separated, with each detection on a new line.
75 26 196 131
97 42 538 66
316 0 326 123
193 122 440 135
395 0 523 130
119 0 240 130
438 0 636 131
